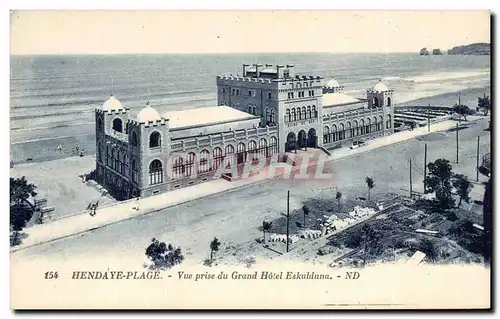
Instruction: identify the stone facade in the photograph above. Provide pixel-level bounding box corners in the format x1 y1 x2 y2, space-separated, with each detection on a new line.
94 63 395 199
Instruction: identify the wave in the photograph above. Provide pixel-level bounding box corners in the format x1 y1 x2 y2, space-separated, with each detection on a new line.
405 70 490 83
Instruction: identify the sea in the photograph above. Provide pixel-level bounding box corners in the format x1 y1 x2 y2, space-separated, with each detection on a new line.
9 53 490 163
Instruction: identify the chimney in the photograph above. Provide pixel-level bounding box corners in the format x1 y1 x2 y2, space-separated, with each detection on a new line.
242 64 250 77
276 64 284 77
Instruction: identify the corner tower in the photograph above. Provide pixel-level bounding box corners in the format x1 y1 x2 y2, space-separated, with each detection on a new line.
127 102 170 197
367 80 394 135
95 94 130 188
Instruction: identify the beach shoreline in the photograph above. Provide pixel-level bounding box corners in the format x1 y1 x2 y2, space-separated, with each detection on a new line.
10 85 490 166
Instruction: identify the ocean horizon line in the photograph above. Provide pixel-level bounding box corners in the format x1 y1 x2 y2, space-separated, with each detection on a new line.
10 51 423 57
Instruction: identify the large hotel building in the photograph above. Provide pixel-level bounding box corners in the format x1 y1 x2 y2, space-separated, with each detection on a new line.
94 64 394 199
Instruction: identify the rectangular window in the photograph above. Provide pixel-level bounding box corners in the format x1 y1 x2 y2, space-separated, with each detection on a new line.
222 88 226 94
268 92 272 100
248 90 252 97
232 88 235 95
236 89 240 96
291 92 294 99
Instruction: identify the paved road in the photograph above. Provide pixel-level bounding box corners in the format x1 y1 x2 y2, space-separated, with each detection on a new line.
12 118 490 267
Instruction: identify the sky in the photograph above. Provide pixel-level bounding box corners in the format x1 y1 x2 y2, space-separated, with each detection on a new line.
10 10 491 55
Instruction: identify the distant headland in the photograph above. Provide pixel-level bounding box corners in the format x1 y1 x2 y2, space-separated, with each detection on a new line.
447 43 490 55
419 43 490 56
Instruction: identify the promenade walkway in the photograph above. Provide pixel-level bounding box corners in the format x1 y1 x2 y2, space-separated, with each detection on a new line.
11 119 463 252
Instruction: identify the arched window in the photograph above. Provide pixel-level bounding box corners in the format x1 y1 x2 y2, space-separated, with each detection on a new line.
236 142 246 164
253 106 257 115
97 117 103 132
112 118 123 132
149 160 163 185
185 152 196 177
379 115 384 131
271 109 276 123
387 97 392 107
301 107 306 120
269 136 278 155
259 138 268 158
248 105 252 114
292 108 297 121
353 120 359 136
386 114 392 129
131 131 138 146
373 97 380 108
116 150 123 174
323 126 330 144
149 131 161 148
312 105 317 117
285 109 291 122
339 123 345 140
171 156 184 179
372 116 377 133
111 148 116 170
248 140 258 161
332 124 337 142
366 118 371 134
304 82 308 87
199 150 210 173
224 145 235 168
360 119 365 135
266 108 270 123
131 159 138 183
346 121 352 138
212 147 223 170
307 106 311 119
123 153 129 177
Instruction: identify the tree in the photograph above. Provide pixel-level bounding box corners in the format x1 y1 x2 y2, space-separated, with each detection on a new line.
10 177 37 245
365 177 375 201
424 159 455 209
10 177 37 207
262 221 272 243
145 238 184 270
210 237 221 264
452 104 473 121
452 174 473 207
302 205 310 226
360 224 382 266
335 191 343 212
477 95 490 116
418 238 438 261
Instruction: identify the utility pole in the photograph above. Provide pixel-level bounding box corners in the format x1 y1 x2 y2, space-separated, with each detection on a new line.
456 122 459 164
427 104 431 132
476 135 480 181
409 158 413 198
286 190 290 253
423 143 427 193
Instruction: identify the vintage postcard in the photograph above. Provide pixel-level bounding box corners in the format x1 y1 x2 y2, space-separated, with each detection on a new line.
9 10 491 309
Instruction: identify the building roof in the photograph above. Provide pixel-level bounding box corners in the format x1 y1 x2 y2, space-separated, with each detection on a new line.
102 95 123 111
163 106 258 129
322 93 362 107
137 102 162 123
325 78 340 88
372 80 389 92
